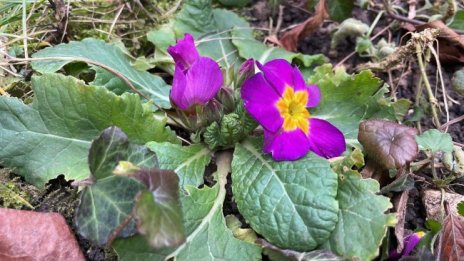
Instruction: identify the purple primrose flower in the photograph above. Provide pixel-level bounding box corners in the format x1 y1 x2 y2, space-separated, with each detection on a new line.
389 231 425 259
168 34 223 110
241 59 346 161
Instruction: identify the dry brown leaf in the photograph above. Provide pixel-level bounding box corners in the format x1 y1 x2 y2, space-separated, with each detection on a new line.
416 20 464 63
0 208 85 261
280 0 328 51
394 189 410 253
438 206 464 260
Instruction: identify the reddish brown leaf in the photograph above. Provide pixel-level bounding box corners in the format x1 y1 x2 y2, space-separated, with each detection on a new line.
280 0 328 51
0 208 84 260
438 211 464 260
416 20 464 63
358 120 418 169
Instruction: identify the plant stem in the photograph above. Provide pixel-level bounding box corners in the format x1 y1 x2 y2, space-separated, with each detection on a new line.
415 43 441 128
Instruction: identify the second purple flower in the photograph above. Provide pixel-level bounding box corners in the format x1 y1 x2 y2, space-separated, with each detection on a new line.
168 34 223 111
241 59 346 161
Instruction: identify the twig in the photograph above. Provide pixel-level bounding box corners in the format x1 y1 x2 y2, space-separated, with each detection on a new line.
440 114 464 130
107 4 125 40
416 42 441 127
22 0 29 59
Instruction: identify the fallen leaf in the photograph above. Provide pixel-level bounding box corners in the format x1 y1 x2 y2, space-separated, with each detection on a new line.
394 189 410 253
416 20 464 63
438 206 464 260
280 0 328 51
0 208 84 260
358 120 418 169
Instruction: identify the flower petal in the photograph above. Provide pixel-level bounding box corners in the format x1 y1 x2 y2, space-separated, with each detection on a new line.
306 84 321 107
170 65 189 110
183 57 223 108
308 118 346 158
241 73 283 133
263 129 311 161
257 59 295 95
167 33 199 71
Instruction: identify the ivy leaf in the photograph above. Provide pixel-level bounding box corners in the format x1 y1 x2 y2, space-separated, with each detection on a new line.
113 153 261 260
416 129 454 154
438 212 464 260
308 65 396 147
126 169 185 248
146 142 211 188
76 127 157 245
31 38 171 108
232 138 339 251
323 171 396 260
0 74 175 187
358 120 418 169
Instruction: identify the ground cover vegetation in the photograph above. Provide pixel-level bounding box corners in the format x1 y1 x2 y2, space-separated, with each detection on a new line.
0 0 464 260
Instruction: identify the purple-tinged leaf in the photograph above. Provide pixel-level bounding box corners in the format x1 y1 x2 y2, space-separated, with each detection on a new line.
358 120 418 169
128 169 185 248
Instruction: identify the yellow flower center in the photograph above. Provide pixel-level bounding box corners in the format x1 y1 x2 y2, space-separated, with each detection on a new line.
276 86 310 134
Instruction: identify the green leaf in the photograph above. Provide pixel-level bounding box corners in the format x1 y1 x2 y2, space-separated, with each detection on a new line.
113 152 261 260
146 142 211 188
31 38 171 108
327 0 354 22
231 30 326 66
416 129 454 154
458 202 464 217
450 10 464 30
0 74 175 187
130 169 185 248
232 138 339 251
323 171 396 260
308 65 394 147
76 127 158 245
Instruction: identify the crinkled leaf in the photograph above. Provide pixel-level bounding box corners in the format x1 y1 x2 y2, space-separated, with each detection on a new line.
416 129 454 154
146 142 211 188
113 152 261 260
31 38 171 108
76 127 158 245
0 74 175 187
438 212 464 260
308 65 396 147
323 171 396 260
259 239 344 261
130 169 185 248
232 138 339 251
358 120 418 169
